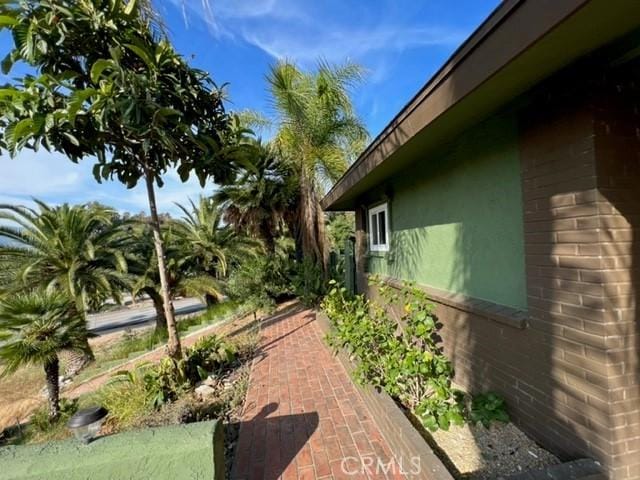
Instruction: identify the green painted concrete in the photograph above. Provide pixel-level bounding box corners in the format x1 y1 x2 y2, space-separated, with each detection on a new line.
367 113 527 310
1 420 224 480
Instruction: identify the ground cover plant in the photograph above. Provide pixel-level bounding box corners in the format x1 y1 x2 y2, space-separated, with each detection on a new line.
322 276 509 432
2 319 258 446
0 300 249 438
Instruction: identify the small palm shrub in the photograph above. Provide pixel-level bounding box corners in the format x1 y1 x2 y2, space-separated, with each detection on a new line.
0 291 89 419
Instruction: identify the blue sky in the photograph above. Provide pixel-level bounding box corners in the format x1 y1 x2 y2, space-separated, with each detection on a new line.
0 0 499 216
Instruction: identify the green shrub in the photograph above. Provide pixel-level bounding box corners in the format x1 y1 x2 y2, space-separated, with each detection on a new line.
184 335 236 384
105 333 238 417
29 398 79 441
323 277 465 432
469 392 510 427
226 259 276 316
292 257 326 306
94 369 153 429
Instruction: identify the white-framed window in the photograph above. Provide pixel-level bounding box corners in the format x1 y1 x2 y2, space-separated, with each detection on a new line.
368 202 390 252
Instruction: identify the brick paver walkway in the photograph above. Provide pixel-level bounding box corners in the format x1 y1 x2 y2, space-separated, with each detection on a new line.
232 308 404 480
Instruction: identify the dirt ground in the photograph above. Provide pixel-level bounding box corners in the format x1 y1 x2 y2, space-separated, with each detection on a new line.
0 302 294 432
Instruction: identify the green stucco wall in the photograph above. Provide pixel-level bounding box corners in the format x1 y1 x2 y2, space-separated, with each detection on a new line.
367 113 527 309
1 420 224 480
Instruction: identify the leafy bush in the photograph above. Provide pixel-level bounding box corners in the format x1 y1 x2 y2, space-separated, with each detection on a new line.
106 333 238 416
323 277 464 431
292 257 326 306
469 392 510 427
226 259 277 316
184 335 236 384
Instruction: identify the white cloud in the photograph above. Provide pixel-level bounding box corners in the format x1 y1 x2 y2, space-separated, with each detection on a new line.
0 150 83 197
163 0 465 66
0 149 212 216
109 174 215 215
241 25 465 63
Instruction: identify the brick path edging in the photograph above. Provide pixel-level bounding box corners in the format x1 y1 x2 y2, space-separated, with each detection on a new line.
315 311 454 480
232 308 408 480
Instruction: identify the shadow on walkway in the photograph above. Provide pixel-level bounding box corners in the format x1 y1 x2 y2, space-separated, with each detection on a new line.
231 403 319 480
224 302 304 340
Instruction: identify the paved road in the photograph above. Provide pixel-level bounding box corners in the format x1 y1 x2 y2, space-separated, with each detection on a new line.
87 297 205 335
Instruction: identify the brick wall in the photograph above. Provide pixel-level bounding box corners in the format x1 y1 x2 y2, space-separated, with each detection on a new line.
519 61 640 479
353 59 640 479
591 63 640 480
517 77 614 469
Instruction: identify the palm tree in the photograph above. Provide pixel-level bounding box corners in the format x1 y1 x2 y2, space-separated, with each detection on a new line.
127 218 227 333
267 60 368 271
0 290 88 419
172 196 262 282
0 200 131 373
214 141 296 253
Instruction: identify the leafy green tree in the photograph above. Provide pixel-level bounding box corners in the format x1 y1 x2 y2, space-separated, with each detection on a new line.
214 141 296 254
226 258 275 321
267 60 367 271
0 290 88 419
0 0 238 358
0 200 130 373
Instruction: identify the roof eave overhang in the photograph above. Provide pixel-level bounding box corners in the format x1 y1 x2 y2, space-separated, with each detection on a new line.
322 0 640 211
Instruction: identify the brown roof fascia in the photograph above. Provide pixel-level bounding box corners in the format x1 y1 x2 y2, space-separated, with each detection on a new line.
321 0 590 210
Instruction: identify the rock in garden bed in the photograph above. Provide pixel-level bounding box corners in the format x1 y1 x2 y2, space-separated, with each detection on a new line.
423 420 559 479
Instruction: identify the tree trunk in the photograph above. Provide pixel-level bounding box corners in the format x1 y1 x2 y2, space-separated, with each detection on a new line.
298 178 322 265
145 287 167 336
260 221 276 254
63 341 94 378
144 171 182 359
44 356 60 420
63 305 94 377
315 198 329 275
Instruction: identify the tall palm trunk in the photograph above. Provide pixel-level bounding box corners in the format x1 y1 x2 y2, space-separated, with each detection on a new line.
315 198 329 274
44 356 60 420
298 177 323 266
260 221 276 254
144 170 182 359
62 286 94 377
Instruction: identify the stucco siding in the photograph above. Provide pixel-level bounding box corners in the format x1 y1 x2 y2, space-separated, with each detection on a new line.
367 113 527 310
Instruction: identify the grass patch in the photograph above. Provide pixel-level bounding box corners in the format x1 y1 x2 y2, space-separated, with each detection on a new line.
177 301 243 335
74 301 245 383
0 301 255 447
1 399 80 446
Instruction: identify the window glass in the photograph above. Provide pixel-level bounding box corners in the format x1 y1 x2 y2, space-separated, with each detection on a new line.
371 213 379 245
368 203 389 252
378 211 386 245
